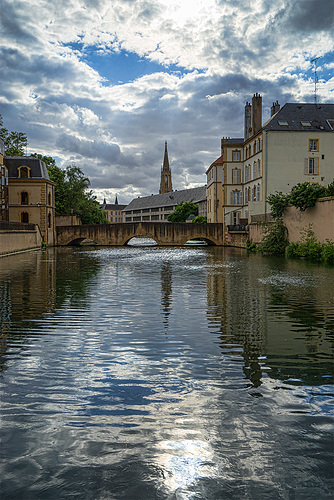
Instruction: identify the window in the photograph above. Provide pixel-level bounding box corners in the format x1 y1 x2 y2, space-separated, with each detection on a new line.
21 212 29 223
231 190 243 206
18 166 30 178
278 120 288 126
48 213 52 228
20 191 28 205
253 162 257 179
257 160 261 178
309 139 318 151
256 185 261 201
301 121 311 127
48 193 52 205
232 168 241 184
326 119 334 130
305 158 319 175
232 151 240 162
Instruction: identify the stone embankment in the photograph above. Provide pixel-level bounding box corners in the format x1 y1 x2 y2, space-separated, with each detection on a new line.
0 221 43 256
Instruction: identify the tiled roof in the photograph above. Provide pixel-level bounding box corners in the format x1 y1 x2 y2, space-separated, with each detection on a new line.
123 186 207 212
263 103 334 132
4 156 51 180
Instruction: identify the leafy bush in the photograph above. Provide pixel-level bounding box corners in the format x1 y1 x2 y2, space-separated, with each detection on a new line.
285 224 334 264
192 216 207 223
267 191 290 219
289 182 327 211
258 220 289 255
326 180 334 197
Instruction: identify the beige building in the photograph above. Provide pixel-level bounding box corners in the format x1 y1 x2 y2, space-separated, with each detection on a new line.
0 139 9 221
123 186 207 222
100 195 127 223
5 156 56 245
207 95 334 226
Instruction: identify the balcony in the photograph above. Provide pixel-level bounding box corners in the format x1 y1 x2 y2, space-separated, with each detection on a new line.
227 223 248 232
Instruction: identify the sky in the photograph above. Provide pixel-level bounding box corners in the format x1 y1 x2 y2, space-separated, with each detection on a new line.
1 0 333 204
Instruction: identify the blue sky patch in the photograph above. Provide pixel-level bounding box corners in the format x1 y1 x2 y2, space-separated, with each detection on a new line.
65 42 192 85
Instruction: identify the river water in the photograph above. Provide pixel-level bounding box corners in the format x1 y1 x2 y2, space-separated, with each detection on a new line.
0 244 333 499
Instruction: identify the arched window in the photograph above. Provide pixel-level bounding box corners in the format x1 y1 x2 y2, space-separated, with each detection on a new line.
21 191 29 205
18 166 31 178
21 212 29 223
48 212 52 228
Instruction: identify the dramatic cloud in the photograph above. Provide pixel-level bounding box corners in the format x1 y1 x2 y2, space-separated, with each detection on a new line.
1 0 333 203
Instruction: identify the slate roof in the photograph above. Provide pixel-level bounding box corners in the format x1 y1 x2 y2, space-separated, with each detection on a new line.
4 156 51 180
123 186 207 212
101 204 127 211
223 138 244 145
263 103 334 132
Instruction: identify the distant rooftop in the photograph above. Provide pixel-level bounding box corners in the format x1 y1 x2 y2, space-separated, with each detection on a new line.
123 186 207 212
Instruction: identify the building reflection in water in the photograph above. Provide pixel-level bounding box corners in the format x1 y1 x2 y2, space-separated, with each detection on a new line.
205 248 333 388
160 262 172 329
0 248 101 372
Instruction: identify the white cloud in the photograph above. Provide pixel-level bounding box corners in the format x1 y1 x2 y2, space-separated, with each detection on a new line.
0 0 333 204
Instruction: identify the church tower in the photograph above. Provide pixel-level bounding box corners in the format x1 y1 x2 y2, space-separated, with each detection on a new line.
159 141 173 194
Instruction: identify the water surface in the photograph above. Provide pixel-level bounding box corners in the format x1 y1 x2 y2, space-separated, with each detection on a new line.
0 246 333 499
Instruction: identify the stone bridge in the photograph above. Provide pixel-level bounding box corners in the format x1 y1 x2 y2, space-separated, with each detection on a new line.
56 222 225 246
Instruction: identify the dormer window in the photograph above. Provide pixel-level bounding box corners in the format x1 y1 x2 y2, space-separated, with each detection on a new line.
301 121 311 127
278 120 288 126
18 166 31 178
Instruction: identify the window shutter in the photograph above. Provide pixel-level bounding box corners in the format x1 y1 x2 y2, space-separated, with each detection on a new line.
304 158 309 175
314 158 319 175
230 191 234 205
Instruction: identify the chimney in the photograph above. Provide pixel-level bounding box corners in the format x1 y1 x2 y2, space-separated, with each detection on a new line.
244 101 252 141
252 93 262 136
271 100 280 116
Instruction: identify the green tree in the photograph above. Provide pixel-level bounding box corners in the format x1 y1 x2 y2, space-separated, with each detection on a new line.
167 201 198 222
0 114 28 156
47 163 108 224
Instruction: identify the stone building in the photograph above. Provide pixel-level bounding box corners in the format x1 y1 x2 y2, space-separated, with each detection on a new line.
0 139 9 221
100 195 127 223
123 186 207 223
5 156 56 245
206 95 334 226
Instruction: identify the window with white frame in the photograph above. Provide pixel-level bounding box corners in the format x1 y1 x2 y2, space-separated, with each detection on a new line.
232 168 241 184
309 139 318 151
305 158 319 175
232 150 240 161
231 190 243 206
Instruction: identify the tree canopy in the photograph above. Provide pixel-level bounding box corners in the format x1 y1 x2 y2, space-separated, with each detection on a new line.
47 163 108 224
0 114 28 156
167 201 198 222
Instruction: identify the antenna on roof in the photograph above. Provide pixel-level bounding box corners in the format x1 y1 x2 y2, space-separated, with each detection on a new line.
311 57 319 105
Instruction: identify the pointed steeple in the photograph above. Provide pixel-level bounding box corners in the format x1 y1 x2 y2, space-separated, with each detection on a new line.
159 141 173 194
162 141 169 171
115 194 118 205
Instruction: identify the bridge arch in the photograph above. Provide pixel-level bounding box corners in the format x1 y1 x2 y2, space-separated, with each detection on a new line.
56 222 224 247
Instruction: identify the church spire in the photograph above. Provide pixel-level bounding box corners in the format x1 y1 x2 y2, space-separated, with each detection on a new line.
159 141 173 194
115 194 118 205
